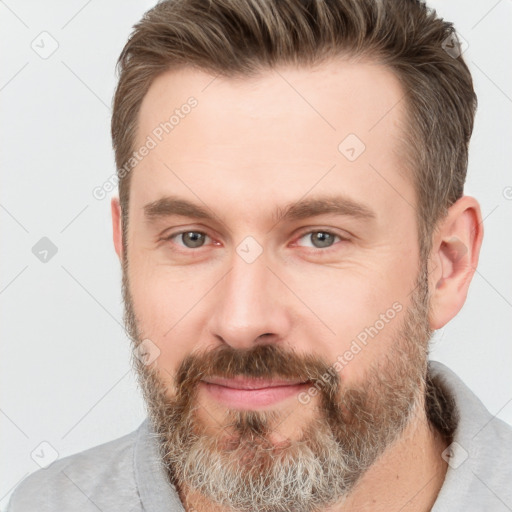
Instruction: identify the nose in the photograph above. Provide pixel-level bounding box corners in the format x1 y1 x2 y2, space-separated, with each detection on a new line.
207 250 292 350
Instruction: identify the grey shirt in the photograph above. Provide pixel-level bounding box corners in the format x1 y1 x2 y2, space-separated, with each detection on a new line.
7 360 512 511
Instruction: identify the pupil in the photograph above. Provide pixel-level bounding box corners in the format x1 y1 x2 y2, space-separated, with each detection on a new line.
184 232 204 248
313 232 333 248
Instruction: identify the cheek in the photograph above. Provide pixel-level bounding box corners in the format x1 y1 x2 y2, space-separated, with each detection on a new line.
281 257 415 377
128 264 208 375
129 242 208 328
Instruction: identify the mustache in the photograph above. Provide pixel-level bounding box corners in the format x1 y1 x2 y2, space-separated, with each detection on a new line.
173 343 341 402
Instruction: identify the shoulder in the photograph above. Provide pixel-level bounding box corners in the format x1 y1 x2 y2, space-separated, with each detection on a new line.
6 427 142 512
429 361 512 510
440 409 512 510
465 403 512 503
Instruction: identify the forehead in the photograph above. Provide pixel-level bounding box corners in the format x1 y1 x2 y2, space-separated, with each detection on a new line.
137 58 407 147
131 58 414 225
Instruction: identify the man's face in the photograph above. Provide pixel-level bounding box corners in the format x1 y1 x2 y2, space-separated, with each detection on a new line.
120 59 432 510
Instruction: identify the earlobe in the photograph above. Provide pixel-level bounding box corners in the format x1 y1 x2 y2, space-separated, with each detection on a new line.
428 196 483 330
111 197 124 262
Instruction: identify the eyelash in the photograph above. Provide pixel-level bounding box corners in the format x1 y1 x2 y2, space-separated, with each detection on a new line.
293 229 346 249
162 229 347 254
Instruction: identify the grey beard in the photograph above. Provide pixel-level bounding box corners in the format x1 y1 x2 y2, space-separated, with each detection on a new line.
125 260 431 512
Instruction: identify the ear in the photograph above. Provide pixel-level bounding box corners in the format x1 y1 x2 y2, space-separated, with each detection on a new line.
428 196 484 330
111 196 124 263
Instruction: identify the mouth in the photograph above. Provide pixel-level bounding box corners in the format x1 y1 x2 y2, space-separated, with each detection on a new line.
200 377 312 409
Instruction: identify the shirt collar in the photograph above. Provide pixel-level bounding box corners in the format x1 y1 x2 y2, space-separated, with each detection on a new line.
134 418 185 512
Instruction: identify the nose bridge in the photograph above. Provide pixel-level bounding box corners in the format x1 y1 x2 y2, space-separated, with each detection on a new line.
208 246 289 348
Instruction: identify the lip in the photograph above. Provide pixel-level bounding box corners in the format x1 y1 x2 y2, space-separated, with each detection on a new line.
200 377 311 409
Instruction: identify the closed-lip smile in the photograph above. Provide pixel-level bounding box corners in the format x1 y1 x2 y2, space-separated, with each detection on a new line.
200 377 311 408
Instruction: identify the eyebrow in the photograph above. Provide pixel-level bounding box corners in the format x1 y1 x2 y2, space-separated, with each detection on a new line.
272 195 376 224
144 197 214 221
143 194 376 226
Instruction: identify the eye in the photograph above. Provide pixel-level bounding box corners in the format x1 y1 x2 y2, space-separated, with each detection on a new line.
167 231 212 249
295 230 342 249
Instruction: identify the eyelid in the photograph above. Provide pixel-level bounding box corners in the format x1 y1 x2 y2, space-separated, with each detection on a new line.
292 228 348 251
160 227 350 252
162 229 214 248
293 226 351 241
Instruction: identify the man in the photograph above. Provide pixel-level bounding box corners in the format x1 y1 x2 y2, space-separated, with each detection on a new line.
8 0 512 511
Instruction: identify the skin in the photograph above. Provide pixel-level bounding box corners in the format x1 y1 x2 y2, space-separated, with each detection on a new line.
111 59 483 511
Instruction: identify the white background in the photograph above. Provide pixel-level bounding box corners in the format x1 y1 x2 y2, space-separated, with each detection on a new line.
1 0 511 507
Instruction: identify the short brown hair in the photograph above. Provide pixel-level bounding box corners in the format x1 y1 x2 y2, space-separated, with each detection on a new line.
111 0 477 261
